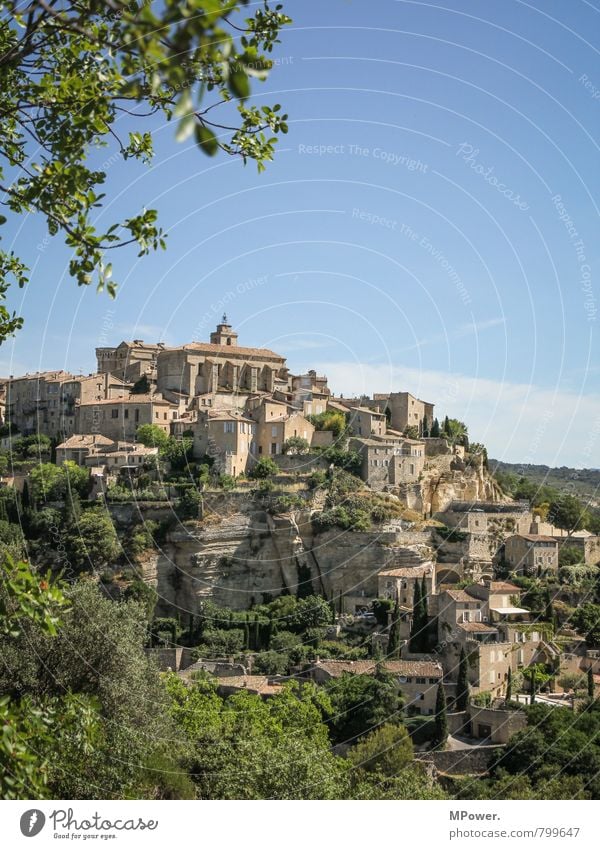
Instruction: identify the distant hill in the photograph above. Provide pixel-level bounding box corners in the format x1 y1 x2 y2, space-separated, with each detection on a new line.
489 460 600 506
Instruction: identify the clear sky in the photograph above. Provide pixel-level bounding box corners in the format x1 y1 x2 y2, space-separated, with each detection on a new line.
2 0 599 467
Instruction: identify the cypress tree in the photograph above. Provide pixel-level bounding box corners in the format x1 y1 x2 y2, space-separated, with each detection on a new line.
409 581 422 652
422 415 429 437
456 647 469 712
443 415 450 436
0 498 7 522
243 616 250 651
420 575 429 621
588 666 595 700
63 490 81 526
254 615 261 652
266 616 274 649
387 599 401 658
530 667 537 705
21 480 30 510
434 684 448 749
431 418 441 438
506 667 512 702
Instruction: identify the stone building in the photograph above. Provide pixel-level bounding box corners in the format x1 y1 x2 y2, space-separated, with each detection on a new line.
76 393 178 442
56 433 116 465
373 391 434 434
350 436 425 490
504 533 559 576
246 397 314 457
96 340 163 383
155 319 287 400
347 406 387 438
377 562 436 606
309 659 443 716
193 409 257 477
6 370 129 438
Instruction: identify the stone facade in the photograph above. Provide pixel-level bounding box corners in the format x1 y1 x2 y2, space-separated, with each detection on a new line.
309 659 443 716
504 534 559 576
76 394 178 442
373 391 434 434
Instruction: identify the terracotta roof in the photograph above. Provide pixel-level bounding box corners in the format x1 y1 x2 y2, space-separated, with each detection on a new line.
379 563 434 578
444 589 481 603
489 581 521 592
57 434 114 449
181 342 285 361
514 534 557 543
349 406 386 416
78 394 175 406
457 622 499 633
9 370 73 381
314 659 443 678
208 411 254 423
216 676 284 695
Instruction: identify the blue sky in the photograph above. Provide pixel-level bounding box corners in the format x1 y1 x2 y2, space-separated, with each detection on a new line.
2 0 599 466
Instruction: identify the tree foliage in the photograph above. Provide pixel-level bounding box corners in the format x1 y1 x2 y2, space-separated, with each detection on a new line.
0 0 291 341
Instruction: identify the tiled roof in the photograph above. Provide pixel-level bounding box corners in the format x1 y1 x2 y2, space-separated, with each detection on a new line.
314 659 443 678
489 581 521 592
349 406 386 416
444 589 481 603
457 622 498 633
379 563 434 578
79 394 175 406
57 434 114 449
515 534 557 543
216 676 284 695
181 342 285 360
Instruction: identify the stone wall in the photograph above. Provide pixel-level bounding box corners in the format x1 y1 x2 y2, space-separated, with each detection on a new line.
415 745 500 776
272 453 327 473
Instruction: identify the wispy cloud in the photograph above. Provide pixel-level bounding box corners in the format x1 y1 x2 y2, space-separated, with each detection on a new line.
321 360 600 468
396 316 506 354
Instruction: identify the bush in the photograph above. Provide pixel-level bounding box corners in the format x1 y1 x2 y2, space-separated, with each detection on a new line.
252 650 289 675
282 436 310 455
307 470 327 490
218 474 236 491
193 628 245 658
249 457 279 479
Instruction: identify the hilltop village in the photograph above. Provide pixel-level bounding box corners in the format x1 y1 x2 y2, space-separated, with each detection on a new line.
1 317 600 770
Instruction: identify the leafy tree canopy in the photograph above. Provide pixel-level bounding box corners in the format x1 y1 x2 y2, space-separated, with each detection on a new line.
0 0 291 341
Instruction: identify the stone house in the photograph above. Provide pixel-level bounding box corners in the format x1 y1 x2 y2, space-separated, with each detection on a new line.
56 433 116 465
193 409 257 477
84 443 159 473
347 406 387 438
6 370 129 439
504 533 559 576
550 530 600 566
96 339 163 383
76 393 178 442
247 397 314 457
350 436 425 490
468 702 527 743
309 659 443 716
373 391 434 434
377 562 436 607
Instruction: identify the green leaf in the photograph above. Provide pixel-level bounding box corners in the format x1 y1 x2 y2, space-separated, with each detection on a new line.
195 125 219 156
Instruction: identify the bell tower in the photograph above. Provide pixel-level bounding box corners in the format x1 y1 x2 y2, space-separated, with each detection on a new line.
210 314 238 347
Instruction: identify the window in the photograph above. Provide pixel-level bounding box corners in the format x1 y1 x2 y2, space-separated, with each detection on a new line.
271 426 278 437
124 409 129 419
224 422 234 433
111 409 118 419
